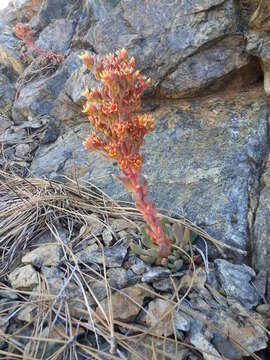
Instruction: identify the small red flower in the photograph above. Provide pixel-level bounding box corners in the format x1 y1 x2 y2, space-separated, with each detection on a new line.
83 132 105 150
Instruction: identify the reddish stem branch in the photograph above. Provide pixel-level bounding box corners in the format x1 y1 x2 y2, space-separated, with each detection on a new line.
126 167 170 257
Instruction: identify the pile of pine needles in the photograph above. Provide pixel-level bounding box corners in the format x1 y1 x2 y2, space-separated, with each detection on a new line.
0 170 264 360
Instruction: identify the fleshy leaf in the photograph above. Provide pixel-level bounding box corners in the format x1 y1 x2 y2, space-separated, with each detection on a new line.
115 175 134 192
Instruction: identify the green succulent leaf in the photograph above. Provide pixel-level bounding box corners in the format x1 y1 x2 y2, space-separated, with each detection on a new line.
174 259 183 271
190 230 198 243
140 255 156 264
130 243 151 256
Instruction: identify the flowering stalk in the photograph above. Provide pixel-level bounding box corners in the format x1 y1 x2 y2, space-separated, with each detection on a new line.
80 49 171 261
15 23 63 62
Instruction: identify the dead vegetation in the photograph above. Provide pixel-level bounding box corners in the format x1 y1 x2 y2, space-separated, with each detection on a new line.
0 170 268 359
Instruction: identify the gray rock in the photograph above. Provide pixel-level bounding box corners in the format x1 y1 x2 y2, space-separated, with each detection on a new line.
37 0 79 28
12 52 81 124
96 283 152 322
117 230 133 247
0 126 27 144
17 118 43 129
246 31 270 62
206 267 221 291
0 115 12 133
41 266 64 280
266 271 270 302
152 278 174 292
142 88 268 257
30 122 119 191
187 355 201 360
31 223 68 245
30 86 269 258
214 259 259 309
190 332 221 360
111 218 136 232
0 0 41 26
159 35 248 98
186 285 268 358
0 316 8 350
102 228 114 246
77 245 127 268
256 303 270 316
36 19 75 55
87 279 107 301
63 61 97 105
212 333 243 359
253 270 267 300
0 289 18 300
253 154 270 273
8 265 39 289
23 325 67 359
107 268 128 289
130 259 150 276
15 143 31 158
0 73 15 110
126 334 188 360
22 244 62 267
0 27 23 74
211 306 268 358
246 30 270 95
126 269 140 287
85 0 245 97
30 124 90 178
141 267 170 283
17 304 37 323
173 309 191 332
146 299 174 336
37 267 92 316
40 117 60 144
82 214 105 236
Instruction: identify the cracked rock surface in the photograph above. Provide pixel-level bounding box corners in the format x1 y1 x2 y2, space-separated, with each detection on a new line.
1 0 270 357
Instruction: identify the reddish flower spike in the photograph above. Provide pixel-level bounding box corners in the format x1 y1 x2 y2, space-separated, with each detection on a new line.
80 48 171 261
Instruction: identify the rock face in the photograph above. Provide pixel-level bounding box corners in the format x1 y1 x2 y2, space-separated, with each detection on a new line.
1 0 270 286
12 52 82 124
0 73 15 110
35 19 75 54
214 259 259 309
85 0 248 97
253 154 270 277
0 27 23 74
30 86 269 257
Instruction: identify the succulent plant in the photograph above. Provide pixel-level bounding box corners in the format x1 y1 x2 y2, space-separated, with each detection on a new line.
80 49 171 262
131 218 198 269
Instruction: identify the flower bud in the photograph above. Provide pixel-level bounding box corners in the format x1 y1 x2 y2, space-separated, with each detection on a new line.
79 52 94 70
82 87 90 99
